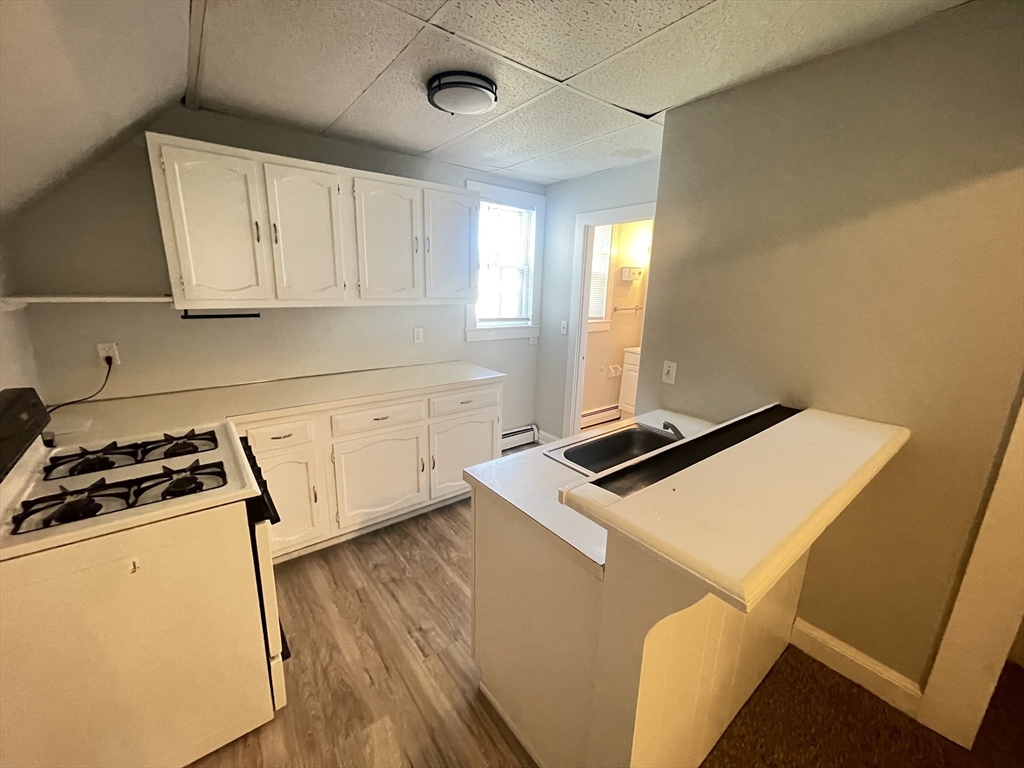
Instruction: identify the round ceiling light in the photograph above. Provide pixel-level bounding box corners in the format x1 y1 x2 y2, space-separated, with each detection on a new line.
427 71 498 116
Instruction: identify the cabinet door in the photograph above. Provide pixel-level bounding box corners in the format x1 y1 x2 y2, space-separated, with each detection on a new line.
332 426 428 533
264 163 347 301
161 145 271 302
620 364 639 413
424 189 478 299
354 178 423 299
429 413 499 499
259 447 327 555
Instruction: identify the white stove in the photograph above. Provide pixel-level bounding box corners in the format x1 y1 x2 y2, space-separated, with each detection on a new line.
0 423 260 561
0 414 286 768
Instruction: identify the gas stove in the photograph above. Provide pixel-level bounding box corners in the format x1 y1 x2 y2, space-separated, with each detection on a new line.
0 422 259 561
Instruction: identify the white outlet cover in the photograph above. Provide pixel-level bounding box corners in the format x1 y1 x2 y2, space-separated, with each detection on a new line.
662 360 677 384
561 321 568 334
97 343 120 365
413 327 424 343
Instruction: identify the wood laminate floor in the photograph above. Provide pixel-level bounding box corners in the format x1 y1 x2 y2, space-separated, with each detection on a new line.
193 487 1023 768
192 498 533 768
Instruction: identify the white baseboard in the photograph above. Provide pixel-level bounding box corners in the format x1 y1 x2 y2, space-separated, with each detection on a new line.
501 425 538 450
537 430 560 444
790 618 922 717
581 406 620 429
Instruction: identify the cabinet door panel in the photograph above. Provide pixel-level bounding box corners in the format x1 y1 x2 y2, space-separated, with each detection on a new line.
265 163 346 301
354 178 422 299
161 146 270 301
620 364 639 413
430 413 499 499
424 189 478 299
260 447 326 555
332 426 428 532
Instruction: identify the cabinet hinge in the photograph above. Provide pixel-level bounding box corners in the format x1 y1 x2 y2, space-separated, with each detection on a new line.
331 451 336 464
160 157 165 171
336 511 341 525
178 275 184 290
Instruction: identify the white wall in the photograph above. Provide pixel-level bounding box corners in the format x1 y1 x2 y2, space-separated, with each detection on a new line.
2 107 542 428
0 245 38 390
536 159 660 436
639 0 1024 683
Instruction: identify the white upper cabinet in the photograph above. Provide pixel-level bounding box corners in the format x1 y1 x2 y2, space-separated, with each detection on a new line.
354 178 423 300
160 145 271 302
264 163 347 301
424 189 478 300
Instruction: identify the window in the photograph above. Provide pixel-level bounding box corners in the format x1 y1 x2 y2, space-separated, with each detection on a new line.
465 182 545 341
588 224 613 323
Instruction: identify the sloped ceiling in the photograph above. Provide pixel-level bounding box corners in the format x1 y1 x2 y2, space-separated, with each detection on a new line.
0 0 189 216
0 0 965 217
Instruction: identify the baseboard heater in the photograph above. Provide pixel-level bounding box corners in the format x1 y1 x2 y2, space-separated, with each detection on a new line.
501 425 539 450
581 405 621 429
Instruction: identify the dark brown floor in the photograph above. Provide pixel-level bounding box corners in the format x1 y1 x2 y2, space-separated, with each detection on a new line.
194 495 1023 767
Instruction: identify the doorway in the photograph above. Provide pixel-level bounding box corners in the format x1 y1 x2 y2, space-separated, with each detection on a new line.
564 204 656 436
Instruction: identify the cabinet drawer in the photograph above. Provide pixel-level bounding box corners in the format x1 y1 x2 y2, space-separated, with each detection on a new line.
429 388 499 417
331 399 426 437
247 420 314 452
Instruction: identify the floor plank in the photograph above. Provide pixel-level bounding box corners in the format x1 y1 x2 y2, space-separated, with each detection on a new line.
190 499 533 768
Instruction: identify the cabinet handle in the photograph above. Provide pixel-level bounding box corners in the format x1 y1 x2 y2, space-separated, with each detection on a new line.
270 433 293 440
273 222 279 244
255 221 260 242
414 236 419 253
431 456 435 470
460 399 472 405
313 486 318 504
372 416 389 421
426 236 431 253
421 458 425 472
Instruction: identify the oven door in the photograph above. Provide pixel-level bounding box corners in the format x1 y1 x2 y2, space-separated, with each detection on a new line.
253 518 287 710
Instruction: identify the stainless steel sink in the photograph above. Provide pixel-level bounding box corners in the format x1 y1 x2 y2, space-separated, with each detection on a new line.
545 424 679 475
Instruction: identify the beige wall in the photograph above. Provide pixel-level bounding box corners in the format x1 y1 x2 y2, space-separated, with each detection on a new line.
582 220 651 415
0 247 38 391
638 0 1024 683
537 160 661 436
1 107 543 428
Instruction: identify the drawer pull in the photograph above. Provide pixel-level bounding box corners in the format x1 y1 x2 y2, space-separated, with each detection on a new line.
460 399 472 405
270 433 293 440
372 416 390 421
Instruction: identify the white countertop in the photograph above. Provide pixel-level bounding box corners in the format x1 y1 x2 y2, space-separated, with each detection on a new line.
464 410 716 567
47 362 505 446
561 408 910 611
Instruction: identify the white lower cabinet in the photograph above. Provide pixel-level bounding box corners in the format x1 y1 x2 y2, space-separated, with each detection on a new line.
429 414 499 498
332 425 429 534
258 447 329 555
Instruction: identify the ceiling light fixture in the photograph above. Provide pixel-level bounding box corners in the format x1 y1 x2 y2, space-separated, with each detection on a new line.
427 71 498 116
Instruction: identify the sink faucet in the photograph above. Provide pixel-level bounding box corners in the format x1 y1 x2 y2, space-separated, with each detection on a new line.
663 421 685 440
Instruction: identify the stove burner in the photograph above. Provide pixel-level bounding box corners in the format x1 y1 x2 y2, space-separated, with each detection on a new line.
13 461 228 535
44 429 219 480
69 455 116 476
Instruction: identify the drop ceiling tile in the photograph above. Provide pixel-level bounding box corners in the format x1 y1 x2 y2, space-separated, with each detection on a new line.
326 26 554 154
378 0 448 21
568 0 965 114
199 0 422 131
424 87 641 169
507 121 663 181
432 0 713 80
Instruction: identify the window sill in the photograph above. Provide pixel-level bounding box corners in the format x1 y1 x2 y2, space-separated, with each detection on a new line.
466 325 540 342
588 320 611 332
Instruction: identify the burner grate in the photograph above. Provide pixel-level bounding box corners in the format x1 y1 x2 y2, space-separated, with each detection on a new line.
14 461 227 535
44 429 219 480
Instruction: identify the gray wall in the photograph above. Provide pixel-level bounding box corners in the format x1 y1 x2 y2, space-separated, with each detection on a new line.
535 159 660 436
639 0 1024 683
2 107 542 428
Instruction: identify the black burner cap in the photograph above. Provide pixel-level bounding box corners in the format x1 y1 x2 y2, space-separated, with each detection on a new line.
50 496 102 525
164 441 200 458
162 474 203 499
69 455 116 475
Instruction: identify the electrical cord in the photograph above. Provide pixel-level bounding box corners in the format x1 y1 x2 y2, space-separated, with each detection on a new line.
47 356 114 415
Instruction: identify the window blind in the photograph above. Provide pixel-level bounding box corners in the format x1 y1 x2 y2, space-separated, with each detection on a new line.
476 201 536 322
589 224 613 320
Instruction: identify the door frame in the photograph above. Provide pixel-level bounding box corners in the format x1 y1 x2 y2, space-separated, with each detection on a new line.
562 203 656 438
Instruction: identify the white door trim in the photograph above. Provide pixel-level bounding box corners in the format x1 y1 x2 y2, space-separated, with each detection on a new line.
916 397 1024 747
562 203 657 438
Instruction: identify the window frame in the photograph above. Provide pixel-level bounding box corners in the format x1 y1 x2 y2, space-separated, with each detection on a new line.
465 181 545 342
587 224 613 333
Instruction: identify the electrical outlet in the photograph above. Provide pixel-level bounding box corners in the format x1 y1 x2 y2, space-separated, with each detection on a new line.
97 343 120 365
528 336 538 345
560 321 568 335
413 327 424 344
662 360 677 385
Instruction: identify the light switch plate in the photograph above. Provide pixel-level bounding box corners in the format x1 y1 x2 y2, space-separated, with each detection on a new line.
413 327 424 344
561 321 568 335
662 360 677 384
